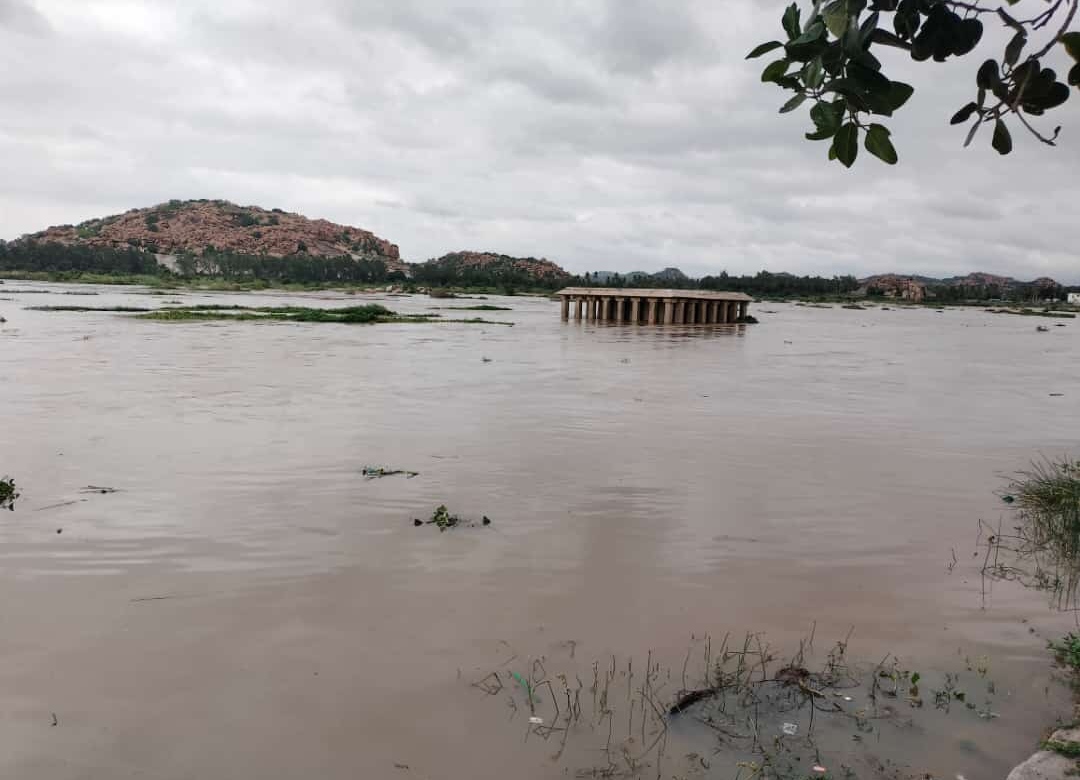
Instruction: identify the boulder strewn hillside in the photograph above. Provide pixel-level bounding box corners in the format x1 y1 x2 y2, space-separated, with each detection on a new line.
415 251 571 285
25 199 405 272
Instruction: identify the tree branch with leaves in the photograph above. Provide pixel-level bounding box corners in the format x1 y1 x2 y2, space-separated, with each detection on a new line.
749 0 1080 166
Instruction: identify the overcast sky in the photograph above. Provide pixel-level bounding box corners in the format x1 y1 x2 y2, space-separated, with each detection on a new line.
1 0 1077 281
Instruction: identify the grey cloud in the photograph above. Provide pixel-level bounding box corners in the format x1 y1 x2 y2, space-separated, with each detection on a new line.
0 0 1078 282
0 0 50 35
596 0 709 73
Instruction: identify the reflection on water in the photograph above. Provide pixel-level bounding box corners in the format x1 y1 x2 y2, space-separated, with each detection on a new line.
0 281 1078 778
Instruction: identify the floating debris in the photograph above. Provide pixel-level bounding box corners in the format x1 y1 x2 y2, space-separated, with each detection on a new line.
782 722 799 736
81 485 118 494
362 467 419 480
0 477 19 510
35 499 84 512
413 505 492 532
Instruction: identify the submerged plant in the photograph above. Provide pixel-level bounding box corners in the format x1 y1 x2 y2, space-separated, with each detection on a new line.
983 457 1080 609
0 477 18 510
413 505 491 531
1049 633 1080 674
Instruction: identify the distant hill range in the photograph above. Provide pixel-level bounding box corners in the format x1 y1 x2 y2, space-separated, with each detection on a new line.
858 272 1063 302
8 202 1071 292
11 200 567 284
586 267 688 284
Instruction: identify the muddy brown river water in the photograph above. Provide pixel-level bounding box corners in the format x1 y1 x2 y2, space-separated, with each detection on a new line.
1 282 1078 779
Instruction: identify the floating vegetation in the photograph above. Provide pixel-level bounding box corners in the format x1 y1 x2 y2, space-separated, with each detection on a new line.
0 289 99 295
28 302 513 325
472 629 1003 780
362 466 419 480
988 308 1076 319
842 304 867 310
440 305 513 311
0 477 18 510
982 457 1080 609
413 505 491 531
27 305 152 312
1049 633 1080 675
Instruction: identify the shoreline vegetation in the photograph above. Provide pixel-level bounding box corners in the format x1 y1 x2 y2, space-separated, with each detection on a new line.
25 303 513 326
4 270 1078 314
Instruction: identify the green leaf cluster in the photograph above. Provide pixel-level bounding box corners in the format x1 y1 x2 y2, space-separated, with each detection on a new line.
749 0 1078 166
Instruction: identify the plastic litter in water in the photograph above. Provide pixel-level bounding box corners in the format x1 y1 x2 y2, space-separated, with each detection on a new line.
812 766 827 774
781 723 798 736
528 716 544 725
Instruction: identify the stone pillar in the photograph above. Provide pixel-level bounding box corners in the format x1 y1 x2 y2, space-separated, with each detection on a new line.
631 297 641 324
574 297 583 320
561 297 570 320
687 299 697 324
706 301 716 324
736 302 744 321
674 300 685 324
698 301 707 323
614 297 625 323
719 301 729 323
727 302 737 323
587 296 596 321
648 299 658 324
663 298 675 324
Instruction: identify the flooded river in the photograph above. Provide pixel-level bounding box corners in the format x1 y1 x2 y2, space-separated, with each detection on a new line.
1 282 1078 779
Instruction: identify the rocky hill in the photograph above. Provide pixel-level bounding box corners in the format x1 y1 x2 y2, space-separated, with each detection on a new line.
859 271 1067 303
415 251 571 284
14 202 581 284
858 273 930 301
863 272 1062 290
24 199 406 272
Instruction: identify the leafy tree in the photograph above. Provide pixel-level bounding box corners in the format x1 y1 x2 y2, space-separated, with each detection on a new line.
749 0 1080 166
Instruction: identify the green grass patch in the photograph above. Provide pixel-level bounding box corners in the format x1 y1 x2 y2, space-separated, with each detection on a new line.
27 301 513 325
984 457 1080 608
1043 737 1080 758
1050 633 1080 674
133 304 513 326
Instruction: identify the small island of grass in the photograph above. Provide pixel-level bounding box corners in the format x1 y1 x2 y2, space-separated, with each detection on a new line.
29 303 513 326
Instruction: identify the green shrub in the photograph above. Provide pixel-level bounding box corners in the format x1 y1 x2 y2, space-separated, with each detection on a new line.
1050 634 1080 673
